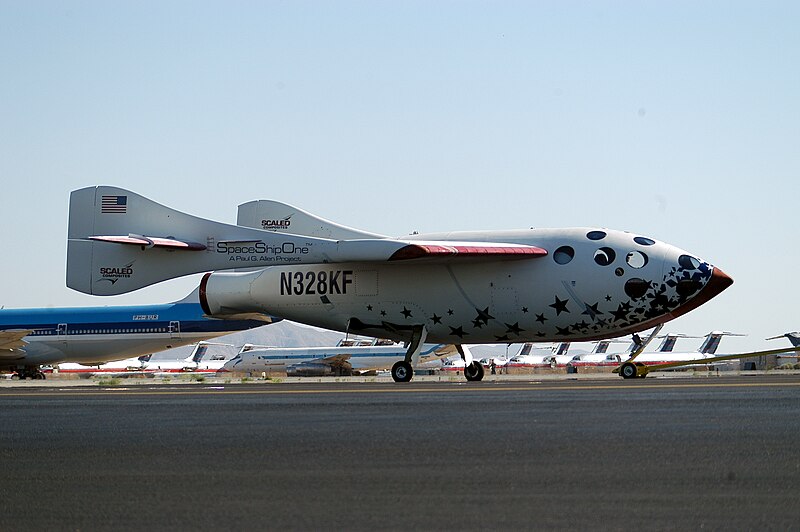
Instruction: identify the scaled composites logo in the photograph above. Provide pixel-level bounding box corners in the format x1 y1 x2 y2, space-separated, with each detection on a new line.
97 261 135 285
261 214 293 231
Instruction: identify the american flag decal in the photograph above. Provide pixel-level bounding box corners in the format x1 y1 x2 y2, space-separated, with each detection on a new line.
101 195 127 214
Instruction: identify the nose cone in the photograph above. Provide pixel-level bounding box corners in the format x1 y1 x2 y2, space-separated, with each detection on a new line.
670 266 733 320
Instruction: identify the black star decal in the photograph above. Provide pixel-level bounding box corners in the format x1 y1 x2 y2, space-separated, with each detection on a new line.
495 335 510 342
536 332 546 338
605 295 612 302
449 326 468 338
522 306 529 313
556 326 572 336
472 318 484 329
505 322 524 335
430 314 442 324
366 305 373 311
447 309 454 316
581 302 605 321
380 310 387 317
610 304 629 322
474 307 494 325
401 307 413 319
535 313 547 324
549 296 570 315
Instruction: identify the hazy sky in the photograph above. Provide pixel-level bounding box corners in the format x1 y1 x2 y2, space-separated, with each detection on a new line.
1 1 797 353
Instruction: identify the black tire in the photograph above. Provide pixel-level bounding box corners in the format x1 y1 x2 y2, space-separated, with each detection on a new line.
465 361 485 382
620 362 638 379
391 361 413 383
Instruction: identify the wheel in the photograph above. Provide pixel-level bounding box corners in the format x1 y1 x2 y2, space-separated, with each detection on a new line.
464 361 485 382
620 362 638 379
391 361 413 383
32 372 46 380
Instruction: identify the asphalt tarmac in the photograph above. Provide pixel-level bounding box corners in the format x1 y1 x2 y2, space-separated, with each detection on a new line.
2 375 800 530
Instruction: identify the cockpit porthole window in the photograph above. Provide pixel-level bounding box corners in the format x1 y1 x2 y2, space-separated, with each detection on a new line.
625 278 650 299
626 251 648 269
676 278 701 297
553 246 575 265
593 247 616 266
587 230 606 241
634 236 656 246
678 254 701 270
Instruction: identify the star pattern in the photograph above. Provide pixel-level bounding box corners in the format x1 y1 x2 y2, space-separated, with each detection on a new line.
505 322 525 336
581 302 604 321
474 307 494 326
449 326 468 338
346 254 714 343
549 296 570 316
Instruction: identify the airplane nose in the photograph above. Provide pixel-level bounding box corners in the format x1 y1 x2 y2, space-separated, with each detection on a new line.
670 266 733 319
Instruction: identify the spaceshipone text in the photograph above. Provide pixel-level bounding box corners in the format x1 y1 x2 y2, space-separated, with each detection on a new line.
216 241 309 263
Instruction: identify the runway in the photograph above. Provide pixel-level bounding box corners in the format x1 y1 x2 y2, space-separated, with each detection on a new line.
2 375 800 530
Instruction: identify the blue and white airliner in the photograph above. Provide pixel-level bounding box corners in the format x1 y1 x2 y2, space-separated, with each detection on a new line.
0 288 276 379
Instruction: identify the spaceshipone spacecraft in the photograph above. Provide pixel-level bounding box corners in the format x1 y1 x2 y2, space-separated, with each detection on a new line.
66 186 732 382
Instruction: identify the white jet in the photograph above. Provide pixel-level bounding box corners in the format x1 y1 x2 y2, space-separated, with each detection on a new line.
220 339 456 377
66 186 737 382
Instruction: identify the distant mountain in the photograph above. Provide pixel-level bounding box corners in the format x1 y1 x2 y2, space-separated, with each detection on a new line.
149 320 345 361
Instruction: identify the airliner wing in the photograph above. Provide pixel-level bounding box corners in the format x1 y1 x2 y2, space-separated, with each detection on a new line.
315 354 352 366
0 330 31 351
617 345 800 377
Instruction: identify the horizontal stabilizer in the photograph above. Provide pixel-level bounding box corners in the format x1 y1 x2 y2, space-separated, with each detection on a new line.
88 235 206 250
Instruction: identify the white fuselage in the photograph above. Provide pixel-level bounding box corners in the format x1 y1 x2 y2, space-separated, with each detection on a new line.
202 227 731 346
221 343 447 373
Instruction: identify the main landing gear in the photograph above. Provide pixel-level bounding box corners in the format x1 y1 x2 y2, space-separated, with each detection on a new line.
391 361 413 383
389 326 485 383
464 360 484 382
13 367 46 380
391 325 428 383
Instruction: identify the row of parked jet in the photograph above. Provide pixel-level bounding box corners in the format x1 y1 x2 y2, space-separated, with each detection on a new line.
49 331 800 379
439 332 800 373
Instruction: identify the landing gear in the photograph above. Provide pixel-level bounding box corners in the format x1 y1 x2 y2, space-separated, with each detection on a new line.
391 325 427 383
464 361 485 382
620 362 648 379
391 361 413 383
14 367 46 380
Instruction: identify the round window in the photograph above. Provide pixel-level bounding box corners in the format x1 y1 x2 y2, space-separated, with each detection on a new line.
624 278 650 299
634 236 656 246
587 231 607 241
553 246 575 265
678 255 701 270
626 251 648 269
676 278 701 297
593 247 616 266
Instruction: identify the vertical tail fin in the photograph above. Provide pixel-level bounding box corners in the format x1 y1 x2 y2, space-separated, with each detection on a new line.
237 200 385 239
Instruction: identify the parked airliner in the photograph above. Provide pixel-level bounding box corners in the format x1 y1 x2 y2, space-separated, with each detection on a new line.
220 338 456 376
0 289 274 379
